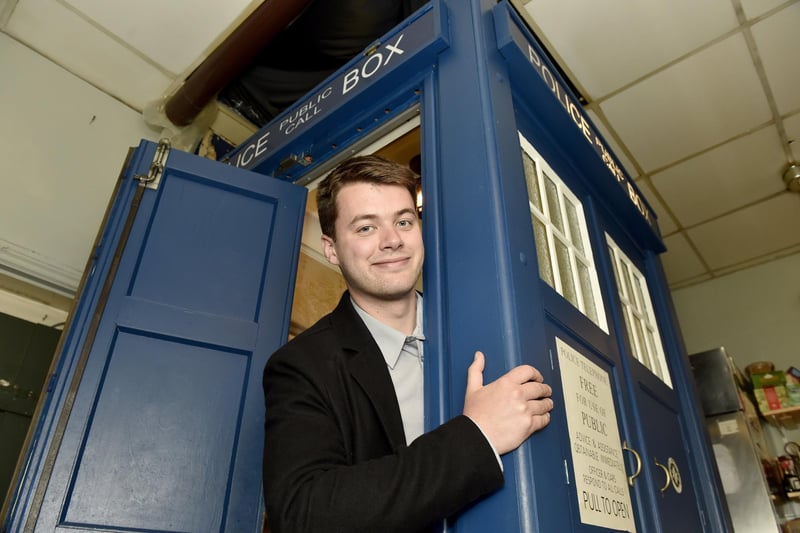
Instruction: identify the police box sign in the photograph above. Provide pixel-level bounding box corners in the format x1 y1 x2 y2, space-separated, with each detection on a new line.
557 337 637 533
229 8 437 171
497 11 657 231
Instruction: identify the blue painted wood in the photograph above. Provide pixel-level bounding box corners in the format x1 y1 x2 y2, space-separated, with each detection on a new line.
7 141 305 532
427 1 724 531
429 1 560 531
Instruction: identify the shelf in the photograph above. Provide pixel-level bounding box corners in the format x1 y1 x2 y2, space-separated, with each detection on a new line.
763 406 800 428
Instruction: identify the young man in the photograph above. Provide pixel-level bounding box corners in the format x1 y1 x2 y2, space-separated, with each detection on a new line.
262 155 553 532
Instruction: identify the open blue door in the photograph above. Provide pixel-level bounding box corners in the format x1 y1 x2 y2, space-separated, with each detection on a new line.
6 140 306 532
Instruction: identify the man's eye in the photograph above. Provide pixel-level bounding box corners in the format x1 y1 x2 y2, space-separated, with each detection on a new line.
357 226 374 233
397 219 413 228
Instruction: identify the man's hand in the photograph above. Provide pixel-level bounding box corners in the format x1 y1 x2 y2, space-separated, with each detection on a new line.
463 351 553 455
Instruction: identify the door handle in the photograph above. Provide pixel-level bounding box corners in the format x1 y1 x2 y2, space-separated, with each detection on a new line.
622 440 642 486
653 457 671 495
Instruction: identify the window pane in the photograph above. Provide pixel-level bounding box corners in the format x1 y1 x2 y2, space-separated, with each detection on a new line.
522 151 543 211
564 198 584 254
620 261 635 306
533 216 554 287
633 276 646 314
577 260 598 324
632 315 650 370
543 173 564 233
554 237 577 307
606 234 672 388
520 131 607 332
645 328 664 380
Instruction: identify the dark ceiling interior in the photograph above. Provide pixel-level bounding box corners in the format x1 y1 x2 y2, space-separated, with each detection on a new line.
218 0 427 126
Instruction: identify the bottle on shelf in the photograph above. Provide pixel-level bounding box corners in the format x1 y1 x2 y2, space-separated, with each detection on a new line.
779 455 800 496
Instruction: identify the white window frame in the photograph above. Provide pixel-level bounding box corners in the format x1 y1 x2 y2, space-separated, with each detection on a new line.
519 132 608 333
606 234 672 388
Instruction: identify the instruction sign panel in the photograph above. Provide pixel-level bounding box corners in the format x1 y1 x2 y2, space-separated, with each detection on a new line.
557 337 636 532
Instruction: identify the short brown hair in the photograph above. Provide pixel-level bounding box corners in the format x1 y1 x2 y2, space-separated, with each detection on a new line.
316 155 419 239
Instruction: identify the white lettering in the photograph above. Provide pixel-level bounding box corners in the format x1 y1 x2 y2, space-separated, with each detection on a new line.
239 143 256 167
541 64 557 93
254 132 270 158
362 53 383 78
524 40 654 226
342 69 360 94
527 44 541 67
342 34 406 95
626 182 651 224
384 34 405 64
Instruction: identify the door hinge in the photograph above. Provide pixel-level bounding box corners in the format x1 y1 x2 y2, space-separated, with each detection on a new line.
135 139 170 190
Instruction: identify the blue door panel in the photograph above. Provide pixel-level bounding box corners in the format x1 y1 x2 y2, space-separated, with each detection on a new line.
62 330 246 530
128 173 281 321
637 386 704 533
15 141 306 532
544 321 645 533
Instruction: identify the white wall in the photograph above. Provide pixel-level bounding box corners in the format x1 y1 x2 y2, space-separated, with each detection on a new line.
672 251 800 491
0 33 159 301
671 251 800 372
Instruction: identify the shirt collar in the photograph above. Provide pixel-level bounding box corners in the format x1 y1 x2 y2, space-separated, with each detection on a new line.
352 293 425 369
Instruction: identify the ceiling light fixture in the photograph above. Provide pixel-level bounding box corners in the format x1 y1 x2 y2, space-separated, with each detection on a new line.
783 163 800 193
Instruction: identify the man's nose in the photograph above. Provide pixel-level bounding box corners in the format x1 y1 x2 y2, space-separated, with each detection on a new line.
380 226 402 249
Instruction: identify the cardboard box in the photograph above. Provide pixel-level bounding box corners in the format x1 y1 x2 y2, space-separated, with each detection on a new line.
752 371 787 388
754 386 787 412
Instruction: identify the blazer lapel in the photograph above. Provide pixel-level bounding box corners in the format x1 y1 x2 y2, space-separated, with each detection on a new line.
332 294 407 449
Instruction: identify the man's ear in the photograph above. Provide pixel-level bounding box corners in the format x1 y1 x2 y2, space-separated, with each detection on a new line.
321 234 339 266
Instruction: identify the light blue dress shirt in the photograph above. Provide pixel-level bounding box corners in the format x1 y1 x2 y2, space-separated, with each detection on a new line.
352 293 425 443
352 294 503 470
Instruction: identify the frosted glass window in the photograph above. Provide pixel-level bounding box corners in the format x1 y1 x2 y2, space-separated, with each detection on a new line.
576 260 598 325
554 237 577 307
523 153 543 211
564 200 584 254
532 216 554 286
543 174 564 233
519 132 607 332
606 234 672 388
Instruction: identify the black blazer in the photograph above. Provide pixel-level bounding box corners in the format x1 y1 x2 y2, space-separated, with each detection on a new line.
262 293 503 532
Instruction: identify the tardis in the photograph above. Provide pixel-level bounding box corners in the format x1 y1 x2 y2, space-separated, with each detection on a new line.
5 1 731 532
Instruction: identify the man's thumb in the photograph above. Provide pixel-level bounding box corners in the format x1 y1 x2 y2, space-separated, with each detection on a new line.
466 351 485 393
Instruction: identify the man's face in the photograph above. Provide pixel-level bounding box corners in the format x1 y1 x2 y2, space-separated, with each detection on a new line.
321 182 424 305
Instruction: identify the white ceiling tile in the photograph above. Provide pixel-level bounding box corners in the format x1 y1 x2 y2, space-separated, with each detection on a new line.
632 179 679 236
686 194 800 268
660 233 708 283
600 33 772 172
751 3 800 115
786 112 800 162
740 0 792 20
63 0 252 76
713 243 800 277
7 0 172 110
524 0 738 97
650 126 787 226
